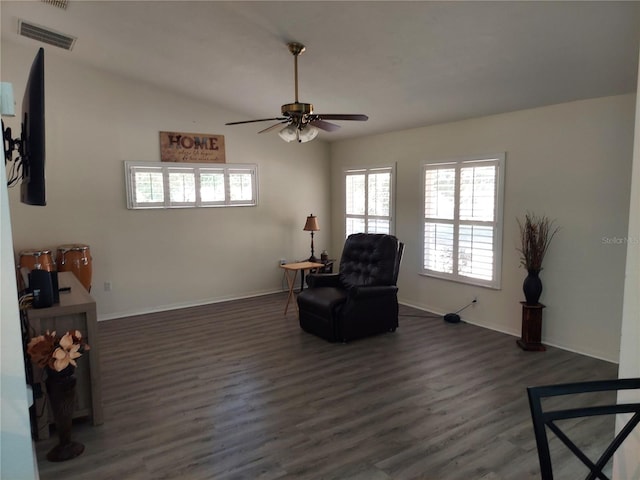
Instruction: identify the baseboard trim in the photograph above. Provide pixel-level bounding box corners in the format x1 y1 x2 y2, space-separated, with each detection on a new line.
98 288 284 321
398 300 619 365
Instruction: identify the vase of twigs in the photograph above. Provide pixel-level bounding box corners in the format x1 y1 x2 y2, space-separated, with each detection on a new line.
517 213 559 305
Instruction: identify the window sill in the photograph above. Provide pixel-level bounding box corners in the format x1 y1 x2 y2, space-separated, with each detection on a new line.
419 271 501 290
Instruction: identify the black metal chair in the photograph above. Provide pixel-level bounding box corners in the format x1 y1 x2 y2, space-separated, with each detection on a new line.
297 233 404 342
527 378 640 480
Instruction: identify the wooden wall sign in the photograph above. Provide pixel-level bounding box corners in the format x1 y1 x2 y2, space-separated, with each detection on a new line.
159 131 225 163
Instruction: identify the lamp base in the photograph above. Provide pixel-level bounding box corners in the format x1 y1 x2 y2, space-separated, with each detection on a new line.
308 255 317 262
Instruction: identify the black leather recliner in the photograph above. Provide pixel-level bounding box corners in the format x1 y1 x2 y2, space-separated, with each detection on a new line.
297 233 404 342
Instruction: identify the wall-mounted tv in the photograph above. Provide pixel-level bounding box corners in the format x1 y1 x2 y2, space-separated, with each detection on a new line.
20 47 46 206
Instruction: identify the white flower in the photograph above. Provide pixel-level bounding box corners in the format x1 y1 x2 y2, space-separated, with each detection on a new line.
51 333 82 371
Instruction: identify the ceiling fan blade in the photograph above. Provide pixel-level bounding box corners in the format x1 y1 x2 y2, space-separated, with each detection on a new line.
226 117 286 126
314 114 368 122
310 119 341 132
257 121 289 134
228 45 368 139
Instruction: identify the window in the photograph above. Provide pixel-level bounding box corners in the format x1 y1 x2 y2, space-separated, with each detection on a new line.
422 154 504 288
344 165 394 237
125 161 257 209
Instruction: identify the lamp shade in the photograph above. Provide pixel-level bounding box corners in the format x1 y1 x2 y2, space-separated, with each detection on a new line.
0 82 15 117
298 125 318 143
278 124 298 143
303 214 319 231
279 123 319 143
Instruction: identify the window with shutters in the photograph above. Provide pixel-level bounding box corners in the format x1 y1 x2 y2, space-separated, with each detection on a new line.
125 161 258 209
422 154 505 288
345 165 395 237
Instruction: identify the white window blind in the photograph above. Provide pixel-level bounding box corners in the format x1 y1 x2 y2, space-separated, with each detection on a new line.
168 168 196 205
125 162 258 209
133 168 164 206
422 154 504 288
345 165 395 237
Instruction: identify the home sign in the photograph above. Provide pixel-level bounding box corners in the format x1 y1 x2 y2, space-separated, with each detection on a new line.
160 131 226 163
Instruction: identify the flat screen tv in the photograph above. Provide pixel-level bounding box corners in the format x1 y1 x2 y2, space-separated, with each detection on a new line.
20 47 45 206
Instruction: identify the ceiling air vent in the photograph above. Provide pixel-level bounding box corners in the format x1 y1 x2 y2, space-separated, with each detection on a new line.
41 0 68 9
18 20 76 51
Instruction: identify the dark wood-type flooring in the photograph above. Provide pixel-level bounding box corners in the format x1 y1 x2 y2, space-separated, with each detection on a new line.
34 293 619 479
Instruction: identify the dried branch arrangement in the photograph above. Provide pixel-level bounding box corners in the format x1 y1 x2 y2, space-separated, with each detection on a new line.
517 213 559 271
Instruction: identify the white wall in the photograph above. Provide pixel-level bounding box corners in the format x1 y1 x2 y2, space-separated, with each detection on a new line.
330 94 636 362
2 41 331 319
1 167 38 478
613 45 640 480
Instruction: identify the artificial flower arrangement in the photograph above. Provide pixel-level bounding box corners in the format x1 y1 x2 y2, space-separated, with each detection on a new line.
27 330 90 372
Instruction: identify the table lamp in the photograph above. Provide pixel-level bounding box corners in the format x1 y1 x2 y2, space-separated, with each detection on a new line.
303 214 320 262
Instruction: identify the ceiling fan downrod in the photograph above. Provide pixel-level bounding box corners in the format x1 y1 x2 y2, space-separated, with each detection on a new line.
282 42 313 119
288 42 305 103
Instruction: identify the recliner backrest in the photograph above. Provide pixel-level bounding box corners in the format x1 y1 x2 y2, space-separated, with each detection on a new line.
393 242 404 285
339 234 400 289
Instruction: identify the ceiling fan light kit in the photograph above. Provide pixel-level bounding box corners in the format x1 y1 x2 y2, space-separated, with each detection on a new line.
226 42 368 143
279 124 318 143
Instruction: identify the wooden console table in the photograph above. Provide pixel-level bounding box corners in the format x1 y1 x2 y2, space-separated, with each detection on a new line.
26 271 103 439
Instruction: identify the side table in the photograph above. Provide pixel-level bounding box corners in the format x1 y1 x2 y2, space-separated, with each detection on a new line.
280 261 324 314
315 259 335 274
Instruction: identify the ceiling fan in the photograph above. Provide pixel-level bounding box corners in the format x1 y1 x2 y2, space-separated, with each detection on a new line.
225 42 368 143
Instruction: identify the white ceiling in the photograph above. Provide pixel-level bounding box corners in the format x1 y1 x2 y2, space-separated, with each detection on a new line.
2 1 639 142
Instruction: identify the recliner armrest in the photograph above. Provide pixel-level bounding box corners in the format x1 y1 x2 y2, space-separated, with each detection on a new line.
306 273 341 288
348 285 398 299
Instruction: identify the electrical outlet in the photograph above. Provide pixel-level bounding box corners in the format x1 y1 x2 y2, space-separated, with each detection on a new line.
104 281 112 292
279 259 287 265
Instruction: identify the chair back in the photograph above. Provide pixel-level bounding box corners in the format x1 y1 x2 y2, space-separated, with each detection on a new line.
527 378 640 480
393 242 404 285
339 234 400 289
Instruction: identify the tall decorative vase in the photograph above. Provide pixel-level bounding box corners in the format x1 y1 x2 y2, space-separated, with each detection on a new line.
45 366 85 462
523 269 543 305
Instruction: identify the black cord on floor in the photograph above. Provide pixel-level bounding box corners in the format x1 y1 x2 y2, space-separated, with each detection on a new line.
399 313 442 319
